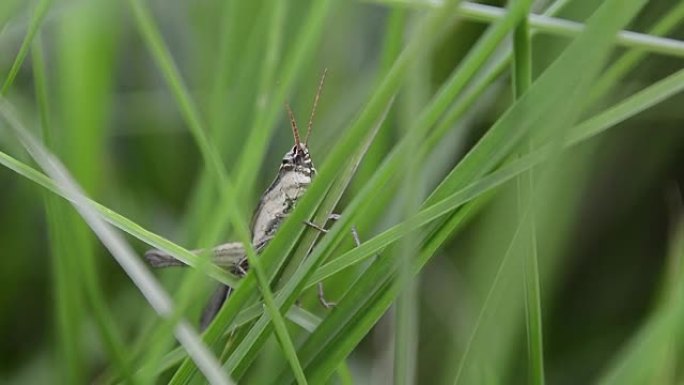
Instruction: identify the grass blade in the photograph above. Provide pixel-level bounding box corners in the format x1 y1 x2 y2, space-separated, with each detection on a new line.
291 0 649 382
32 35 139 384
511 4 545 385
0 0 51 95
370 1 684 58
0 98 234 385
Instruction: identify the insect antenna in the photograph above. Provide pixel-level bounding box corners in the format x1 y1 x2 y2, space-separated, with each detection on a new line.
305 68 328 144
286 102 301 147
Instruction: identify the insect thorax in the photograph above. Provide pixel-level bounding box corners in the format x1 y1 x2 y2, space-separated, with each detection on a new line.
250 145 316 247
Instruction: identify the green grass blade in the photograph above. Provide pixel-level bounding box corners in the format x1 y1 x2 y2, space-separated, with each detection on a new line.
0 150 239 287
568 68 684 146
126 3 316 380
32 35 139 385
370 1 684 58
589 1 684 103
297 0 537 295
223 100 393 381
512 5 545 385
127 0 229 190
2 3 83 384
0 98 235 385
219 1 469 380
291 0 649 382
185 0 287 245
393 34 429 385
248 253 309 385
308 65 684 287
596 210 684 385
0 0 51 95
231 0 335 203
171 0 464 381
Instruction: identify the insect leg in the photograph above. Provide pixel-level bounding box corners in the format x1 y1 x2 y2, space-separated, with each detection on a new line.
317 282 336 309
304 213 363 308
326 213 361 247
200 285 231 330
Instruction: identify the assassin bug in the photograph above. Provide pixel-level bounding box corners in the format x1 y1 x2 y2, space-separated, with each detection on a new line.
145 69 357 328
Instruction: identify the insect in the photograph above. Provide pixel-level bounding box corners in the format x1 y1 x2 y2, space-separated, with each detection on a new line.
144 70 345 329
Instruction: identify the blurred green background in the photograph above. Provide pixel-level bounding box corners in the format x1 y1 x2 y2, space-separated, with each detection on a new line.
0 0 683 384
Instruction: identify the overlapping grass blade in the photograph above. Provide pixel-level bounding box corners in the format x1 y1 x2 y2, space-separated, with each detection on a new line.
223 99 393 381
0 99 234 385
0 149 240 286
185 0 287 244
187 0 336 250
216 1 468 381
393 54 427 385
285 0 540 378
158 4 333 385
293 0 537 304
370 1 684 58
590 1 684 103
31 36 138 384
128 2 310 380
307 65 684 290
290 0 649 382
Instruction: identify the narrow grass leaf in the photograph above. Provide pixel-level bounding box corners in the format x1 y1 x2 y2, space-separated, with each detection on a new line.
31 36 139 384
597 212 684 385
0 0 51 95
293 0 649 382
511 6 545 385
370 1 684 58
0 99 234 385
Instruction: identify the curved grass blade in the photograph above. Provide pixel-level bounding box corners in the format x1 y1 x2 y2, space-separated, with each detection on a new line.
218 1 470 380
0 99 234 385
128 3 309 380
0 150 240 287
308 65 684 288
290 0 650 382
